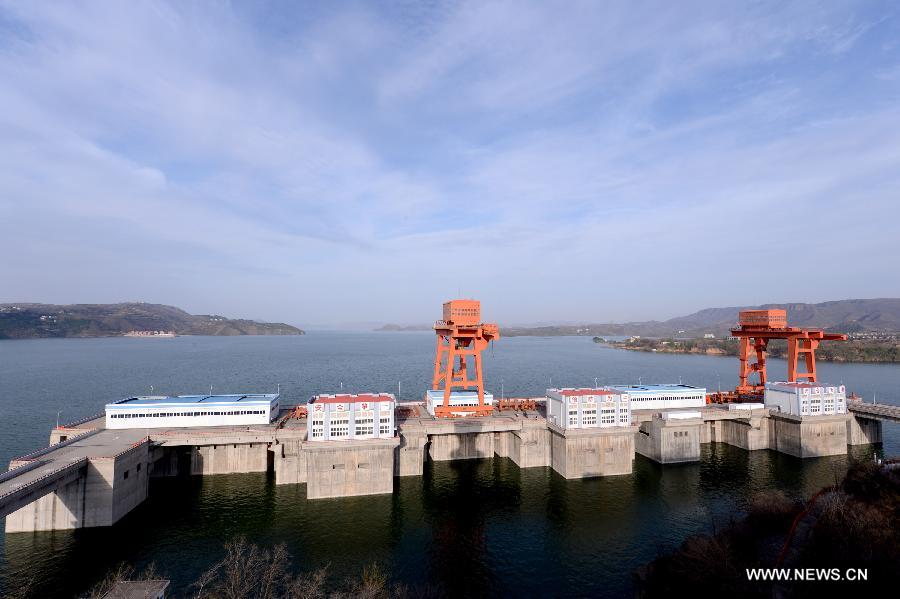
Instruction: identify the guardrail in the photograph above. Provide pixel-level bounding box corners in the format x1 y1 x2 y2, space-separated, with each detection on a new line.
59 412 104 429
108 437 151 459
848 402 900 420
10 428 102 462
0 457 88 501
0 460 47 485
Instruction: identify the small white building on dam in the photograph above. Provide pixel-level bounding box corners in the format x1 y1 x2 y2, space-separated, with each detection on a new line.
764 382 847 416
105 394 280 429
425 390 494 417
546 387 631 429
307 393 396 441
608 384 707 410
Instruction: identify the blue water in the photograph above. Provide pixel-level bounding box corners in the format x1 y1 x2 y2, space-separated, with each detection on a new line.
0 333 897 597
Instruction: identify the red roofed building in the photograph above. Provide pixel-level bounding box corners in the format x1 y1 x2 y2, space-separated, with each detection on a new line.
546 387 631 429
307 393 396 440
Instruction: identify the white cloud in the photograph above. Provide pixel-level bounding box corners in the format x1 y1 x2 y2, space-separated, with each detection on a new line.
1 0 899 325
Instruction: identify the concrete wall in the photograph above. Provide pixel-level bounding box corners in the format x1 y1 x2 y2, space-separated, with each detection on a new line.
701 419 723 444
5 468 87 532
847 415 883 446
303 440 398 499
428 432 495 461
635 417 702 464
508 427 551 468
395 433 427 477
110 445 151 523
549 425 635 478
6 443 150 533
719 417 769 451
768 413 849 458
190 443 270 475
274 439 307 485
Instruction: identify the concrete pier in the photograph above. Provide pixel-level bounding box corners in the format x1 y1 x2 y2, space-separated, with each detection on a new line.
273 439 307 485
428 432 495 461
847 414 884 446
504 422 552 469
302 438 399 499
549 424 636 478
634 415 702 464
768 412 850 458
5 437 150 533
394 432 428 477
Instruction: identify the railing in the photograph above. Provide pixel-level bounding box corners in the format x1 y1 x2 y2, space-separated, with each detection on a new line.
848 402 900 420
59 412 104 429
0 460 47 485
101 437 152 460
10 428 102 462
0 457 88 500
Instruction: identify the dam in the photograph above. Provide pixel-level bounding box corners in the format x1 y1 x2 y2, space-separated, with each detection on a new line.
1 396 889 533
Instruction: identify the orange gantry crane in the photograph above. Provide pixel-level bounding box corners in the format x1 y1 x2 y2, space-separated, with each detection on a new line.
731 309 847 394
432 299 499 418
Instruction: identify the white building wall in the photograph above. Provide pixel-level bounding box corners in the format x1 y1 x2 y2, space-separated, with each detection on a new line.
425 390 494 417
764 383 847 416
106 397 277 430
308 395 396 441
626 391 706 410
546 389 631 430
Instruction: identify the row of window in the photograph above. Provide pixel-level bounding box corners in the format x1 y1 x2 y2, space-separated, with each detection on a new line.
633 395 704 402
312 417 393 424
309 425 395 438
110 410 266 419
567 418 628 427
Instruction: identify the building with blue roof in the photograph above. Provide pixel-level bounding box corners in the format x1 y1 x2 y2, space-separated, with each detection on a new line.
607 384 706 410
105 393 279 429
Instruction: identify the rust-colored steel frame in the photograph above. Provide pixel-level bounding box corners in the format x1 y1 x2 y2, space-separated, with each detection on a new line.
432 320 499 418
732 328 846 393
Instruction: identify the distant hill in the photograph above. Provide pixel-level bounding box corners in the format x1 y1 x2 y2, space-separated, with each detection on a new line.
503 299 900 337
0 303 304 339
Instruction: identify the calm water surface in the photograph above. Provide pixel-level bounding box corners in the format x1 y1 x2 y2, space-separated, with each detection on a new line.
0 333 897 597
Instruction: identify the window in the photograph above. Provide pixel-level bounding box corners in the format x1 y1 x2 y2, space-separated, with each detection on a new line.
123 470 129 480
379 425 391 435
136 463 141 472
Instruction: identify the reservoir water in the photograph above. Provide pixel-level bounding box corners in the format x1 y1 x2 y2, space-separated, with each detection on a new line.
1 333 897 597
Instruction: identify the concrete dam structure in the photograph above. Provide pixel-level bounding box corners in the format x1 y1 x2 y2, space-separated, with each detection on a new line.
1 399 890 533
0 302 891 534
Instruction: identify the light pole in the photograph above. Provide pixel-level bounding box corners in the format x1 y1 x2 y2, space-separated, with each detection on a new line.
594 377 598 388
501 379 504 400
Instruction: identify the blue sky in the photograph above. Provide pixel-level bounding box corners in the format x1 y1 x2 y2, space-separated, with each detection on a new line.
1 1 899 327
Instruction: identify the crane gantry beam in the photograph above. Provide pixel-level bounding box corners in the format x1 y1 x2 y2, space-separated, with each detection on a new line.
431 299 499 418
731 309 846 394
